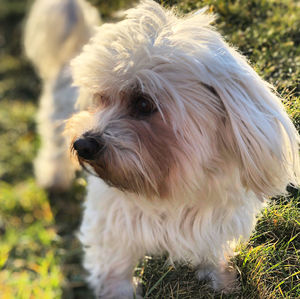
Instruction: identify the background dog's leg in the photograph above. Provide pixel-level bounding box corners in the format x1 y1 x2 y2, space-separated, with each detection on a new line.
34 79 77 191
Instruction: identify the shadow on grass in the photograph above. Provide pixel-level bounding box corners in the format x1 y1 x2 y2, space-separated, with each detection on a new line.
140 256 261 299
44 177 95 299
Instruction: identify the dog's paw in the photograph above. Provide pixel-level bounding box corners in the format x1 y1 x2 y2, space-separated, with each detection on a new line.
97 279 143 299
196 263 238 294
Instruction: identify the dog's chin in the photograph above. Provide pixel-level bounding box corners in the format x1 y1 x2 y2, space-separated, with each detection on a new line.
92 162 136 193
79 156 165 198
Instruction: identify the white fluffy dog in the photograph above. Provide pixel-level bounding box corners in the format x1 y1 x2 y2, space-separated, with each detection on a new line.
64 0 300 298
24 0 100 190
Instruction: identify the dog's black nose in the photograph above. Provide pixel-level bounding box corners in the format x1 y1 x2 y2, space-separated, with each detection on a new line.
73 137 102 160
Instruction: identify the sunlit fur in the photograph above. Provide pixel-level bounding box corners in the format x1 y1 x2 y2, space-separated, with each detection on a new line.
24 0 100 190
66 1 300 297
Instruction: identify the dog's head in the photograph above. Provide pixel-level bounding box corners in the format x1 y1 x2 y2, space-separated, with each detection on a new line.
66 0 299 199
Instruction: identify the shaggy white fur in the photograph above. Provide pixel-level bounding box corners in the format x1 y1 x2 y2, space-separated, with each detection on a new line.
24 0 100 190
64 1 300 298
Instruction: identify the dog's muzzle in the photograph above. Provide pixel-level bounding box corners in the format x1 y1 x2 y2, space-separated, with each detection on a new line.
73 136 103 160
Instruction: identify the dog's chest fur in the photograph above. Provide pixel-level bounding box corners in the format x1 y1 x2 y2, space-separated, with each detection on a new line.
80 176 263 265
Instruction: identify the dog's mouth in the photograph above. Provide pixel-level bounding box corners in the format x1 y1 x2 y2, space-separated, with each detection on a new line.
74 146 161 197
71 139 132 191
70 118 176 198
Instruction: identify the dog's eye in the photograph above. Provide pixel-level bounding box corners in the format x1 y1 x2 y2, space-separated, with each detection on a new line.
131 95 157 117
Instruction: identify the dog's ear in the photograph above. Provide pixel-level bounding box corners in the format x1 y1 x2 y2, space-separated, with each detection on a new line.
211 69 300 198
181 9 299 197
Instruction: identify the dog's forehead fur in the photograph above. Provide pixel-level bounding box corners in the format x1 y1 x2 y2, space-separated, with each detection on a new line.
71 0 223 102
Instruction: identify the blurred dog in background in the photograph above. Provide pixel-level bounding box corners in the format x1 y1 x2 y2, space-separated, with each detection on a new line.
24 0 100 191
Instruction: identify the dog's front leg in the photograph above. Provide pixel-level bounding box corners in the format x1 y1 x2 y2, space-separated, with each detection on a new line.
82 237 142 299
79 185 143 299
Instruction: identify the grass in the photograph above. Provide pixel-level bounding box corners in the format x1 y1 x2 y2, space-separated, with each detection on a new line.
0 0 299 298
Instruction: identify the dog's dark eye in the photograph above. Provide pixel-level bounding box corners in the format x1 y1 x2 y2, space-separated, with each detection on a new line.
131 95 157 117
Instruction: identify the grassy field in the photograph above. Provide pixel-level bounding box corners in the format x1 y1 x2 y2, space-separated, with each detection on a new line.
0 0 299 298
